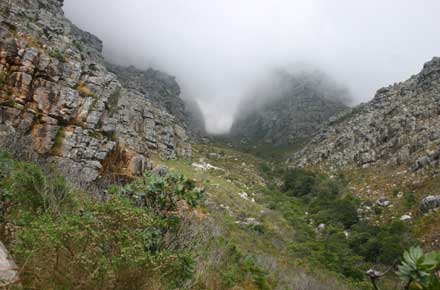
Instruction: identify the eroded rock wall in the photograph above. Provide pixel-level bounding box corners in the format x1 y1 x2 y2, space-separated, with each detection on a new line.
230 70 349 147
294 57 440 172
0 0 191 185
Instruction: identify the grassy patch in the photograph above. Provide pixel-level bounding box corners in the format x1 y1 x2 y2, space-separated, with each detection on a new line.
0 71 5 90
48 48 65 62
0 154 202 289
106 88 121 115
77 82 95 97
51 127 65 155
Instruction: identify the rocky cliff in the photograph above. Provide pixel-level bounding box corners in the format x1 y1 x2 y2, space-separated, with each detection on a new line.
294 57 440 172
230 70 349 147
106 63 207 138
0 0 191 186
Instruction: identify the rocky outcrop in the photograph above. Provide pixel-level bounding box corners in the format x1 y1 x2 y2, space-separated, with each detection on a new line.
183 97 207 138
421 195 440 212
0 241 19 287
106 64 206 137
106 64 184 120
0 0 191 186
294 57 440 172
230 70 349 147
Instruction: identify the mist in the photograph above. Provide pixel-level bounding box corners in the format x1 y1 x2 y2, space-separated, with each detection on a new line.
64 0 440 134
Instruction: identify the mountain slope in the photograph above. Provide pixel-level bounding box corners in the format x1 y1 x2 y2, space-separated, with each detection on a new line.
0 0 191 186
294 57 440 172
230 70 349 147
106 64 207 138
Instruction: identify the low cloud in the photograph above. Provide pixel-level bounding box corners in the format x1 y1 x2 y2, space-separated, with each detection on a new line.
65 0 440 134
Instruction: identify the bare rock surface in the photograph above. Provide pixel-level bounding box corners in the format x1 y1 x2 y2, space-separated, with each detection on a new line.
0 241 19 287
230 70 349 147
293 57 440 172
0 0 191 186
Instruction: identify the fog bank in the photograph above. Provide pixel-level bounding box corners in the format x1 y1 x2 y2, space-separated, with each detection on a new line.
64 0 440 133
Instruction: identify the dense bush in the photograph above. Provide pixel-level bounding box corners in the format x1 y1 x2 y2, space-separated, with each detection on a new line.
14 196 196 289
282 168 320 196
0 153 202 289
113 172 203 216
349 221 413 265
276 168 415 282
218 244 271 290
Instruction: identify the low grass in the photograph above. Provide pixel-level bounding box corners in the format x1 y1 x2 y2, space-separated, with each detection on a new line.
162 143 366 289
2 138 434 289
77 82 96 98
48 48 65 62
51 126 65 155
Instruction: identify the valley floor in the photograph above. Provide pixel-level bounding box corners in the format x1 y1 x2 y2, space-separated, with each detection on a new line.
1 142 440 289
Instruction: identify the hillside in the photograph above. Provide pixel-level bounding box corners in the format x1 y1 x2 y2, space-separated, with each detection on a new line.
291 57 440 252
294 57 440 172
230 70 349 148
1 1 440 290
0 0 191 186
106 63 206 137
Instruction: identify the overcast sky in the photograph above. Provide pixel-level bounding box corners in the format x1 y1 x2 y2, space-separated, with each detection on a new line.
64 0 440 133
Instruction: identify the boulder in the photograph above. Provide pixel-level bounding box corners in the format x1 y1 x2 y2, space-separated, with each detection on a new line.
152 165 169 177
127 154 152 176
400 214 412 221
376 198 391 207
420 195 440 212
0 241 19 287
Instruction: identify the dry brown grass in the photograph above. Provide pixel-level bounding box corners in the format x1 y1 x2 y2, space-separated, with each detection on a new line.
77 82 94 97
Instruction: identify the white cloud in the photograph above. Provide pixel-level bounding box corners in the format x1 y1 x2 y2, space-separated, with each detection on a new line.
65 0 440 133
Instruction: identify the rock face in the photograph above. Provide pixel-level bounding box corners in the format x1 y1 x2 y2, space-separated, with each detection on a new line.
106 64 185 121
183 97 207 138
294 57 440 171
230 70 349 147
0 0 191 185
107 64 207 138
421 195 440 212
0 241 19 287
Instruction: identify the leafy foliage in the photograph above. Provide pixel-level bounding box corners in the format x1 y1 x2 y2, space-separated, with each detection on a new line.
0 71 5 90
282 168 321 196
48 48 65 62
275 168 415 281
397 247 440 290
112 172 203 216
214 243 270 290
349 221 413 265
0 153 202 289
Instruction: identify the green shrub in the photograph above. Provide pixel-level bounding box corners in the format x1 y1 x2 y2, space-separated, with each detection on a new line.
309 194 360 228
282 168 343 198
113 172 203 216
48 48 65 62
397 247 440 290
14 195 194 289
218 244 271 290
282 168 319 196
275 168 416 282
0 71 5 90
404 191 417 209
0 153 73 216
349 221 414 265
0 156 203 289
